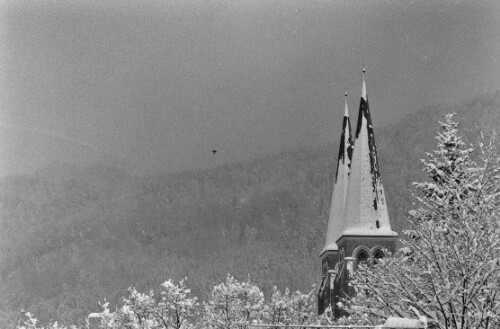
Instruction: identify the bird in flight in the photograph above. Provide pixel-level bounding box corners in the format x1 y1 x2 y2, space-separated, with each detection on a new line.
212 150 217 154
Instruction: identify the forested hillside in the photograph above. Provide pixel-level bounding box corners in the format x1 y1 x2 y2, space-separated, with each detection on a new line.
0 93 499 326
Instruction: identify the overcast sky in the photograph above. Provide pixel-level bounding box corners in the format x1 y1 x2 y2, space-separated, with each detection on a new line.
1 0 499 177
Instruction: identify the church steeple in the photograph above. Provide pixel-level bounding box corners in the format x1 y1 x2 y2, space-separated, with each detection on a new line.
318 69 397 317
321 93 352 254
340 69 395 237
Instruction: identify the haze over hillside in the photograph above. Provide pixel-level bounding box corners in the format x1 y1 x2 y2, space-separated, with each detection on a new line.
0 93 498 326
1 0 499 177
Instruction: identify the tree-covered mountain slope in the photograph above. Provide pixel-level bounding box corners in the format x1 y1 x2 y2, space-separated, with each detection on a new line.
0 93 498 326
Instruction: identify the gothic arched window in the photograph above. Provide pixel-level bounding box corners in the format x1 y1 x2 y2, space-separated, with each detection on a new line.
352 246 371 264
356 250 369 263
373 249 384 259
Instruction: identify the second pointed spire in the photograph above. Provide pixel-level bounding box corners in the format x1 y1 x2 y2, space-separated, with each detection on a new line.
321 93 353 254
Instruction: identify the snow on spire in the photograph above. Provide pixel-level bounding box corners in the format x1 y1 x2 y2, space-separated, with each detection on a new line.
321 93 353 255
340 70 396 238
336 92 352 183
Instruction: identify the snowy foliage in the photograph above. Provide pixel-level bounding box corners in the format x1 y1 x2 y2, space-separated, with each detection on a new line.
157 279 199 329
87 278 199 329
319 304 375 327
262 286 316 326
203 275 265 329
16 276 319 329
16 312 80 329
345 114 500 329
416 113 476 206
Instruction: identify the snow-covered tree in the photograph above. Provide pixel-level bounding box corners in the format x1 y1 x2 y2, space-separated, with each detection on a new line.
203 275 265 329
284 289 316 325
345 114 500 329
89 279 198 329
18 276 320 329
93 289 159 329
262 287 289 325
262 287 316 326
156 279 198 329
418 114 475 203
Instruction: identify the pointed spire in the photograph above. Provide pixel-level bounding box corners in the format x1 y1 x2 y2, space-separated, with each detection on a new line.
321 93 353 255
340 69 396 238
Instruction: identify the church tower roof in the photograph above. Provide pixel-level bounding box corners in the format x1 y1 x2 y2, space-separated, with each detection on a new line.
318 70 398 317
321 93 353 255
340 70 396 237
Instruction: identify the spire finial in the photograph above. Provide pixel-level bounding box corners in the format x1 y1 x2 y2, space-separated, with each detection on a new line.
344 92 349 117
